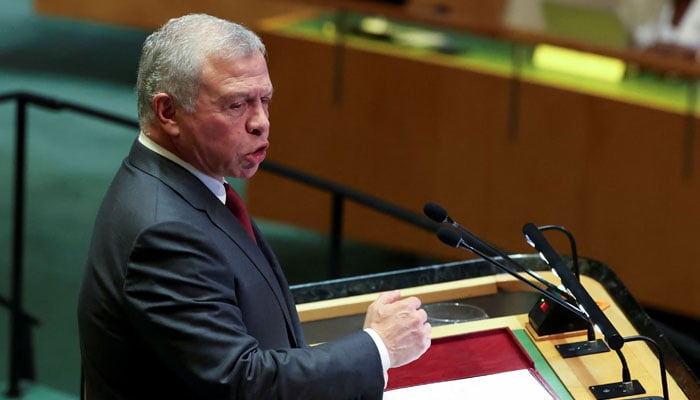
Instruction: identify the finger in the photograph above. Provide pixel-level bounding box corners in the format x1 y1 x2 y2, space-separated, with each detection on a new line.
375 289 401 305
394 295 421 311
416 307 428 324
423 321 432 337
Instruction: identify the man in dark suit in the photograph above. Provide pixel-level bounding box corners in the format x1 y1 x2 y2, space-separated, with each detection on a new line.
77 13 431 399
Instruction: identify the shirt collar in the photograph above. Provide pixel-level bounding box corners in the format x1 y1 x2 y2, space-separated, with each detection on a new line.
138 132 226 204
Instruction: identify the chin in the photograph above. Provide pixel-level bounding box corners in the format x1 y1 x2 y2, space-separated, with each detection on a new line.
239 166 260 180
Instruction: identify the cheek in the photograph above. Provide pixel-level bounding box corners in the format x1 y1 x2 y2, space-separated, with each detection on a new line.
209 118 244 140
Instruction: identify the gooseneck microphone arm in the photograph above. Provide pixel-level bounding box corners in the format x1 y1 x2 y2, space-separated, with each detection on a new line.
522 222 624 350
537 225 580 281
436 227 590 323
424 202 571 300
425 202 599 341
535 224 589 339
525 222 671 399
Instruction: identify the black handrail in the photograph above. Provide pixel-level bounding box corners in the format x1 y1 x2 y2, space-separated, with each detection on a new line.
0 90 439 397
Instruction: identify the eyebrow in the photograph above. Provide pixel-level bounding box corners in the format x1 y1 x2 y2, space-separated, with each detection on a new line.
220 88 274 104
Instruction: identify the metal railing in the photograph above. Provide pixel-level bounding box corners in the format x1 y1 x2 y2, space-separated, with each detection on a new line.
0 91 438 397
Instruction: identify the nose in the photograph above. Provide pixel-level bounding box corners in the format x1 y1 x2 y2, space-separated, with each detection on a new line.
246 100 269 137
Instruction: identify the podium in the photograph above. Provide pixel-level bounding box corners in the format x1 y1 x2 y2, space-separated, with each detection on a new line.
290 255 699 399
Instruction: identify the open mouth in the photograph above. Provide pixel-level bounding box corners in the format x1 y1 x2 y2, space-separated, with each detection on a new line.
248 144 268 162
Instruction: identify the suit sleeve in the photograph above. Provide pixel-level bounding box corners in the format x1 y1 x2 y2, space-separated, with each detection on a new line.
122 220 384 399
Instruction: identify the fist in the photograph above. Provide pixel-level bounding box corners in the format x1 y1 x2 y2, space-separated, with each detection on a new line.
363 290 431 368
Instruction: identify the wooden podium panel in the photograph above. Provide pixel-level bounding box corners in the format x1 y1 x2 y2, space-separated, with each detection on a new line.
296 272 692 399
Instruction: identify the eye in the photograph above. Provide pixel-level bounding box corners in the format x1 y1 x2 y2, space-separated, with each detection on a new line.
227 101 248 116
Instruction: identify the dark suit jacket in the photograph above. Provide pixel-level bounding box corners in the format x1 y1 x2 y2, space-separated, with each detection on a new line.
78 139 383 399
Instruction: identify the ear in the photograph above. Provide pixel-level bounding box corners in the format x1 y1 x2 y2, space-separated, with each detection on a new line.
152 93 180 136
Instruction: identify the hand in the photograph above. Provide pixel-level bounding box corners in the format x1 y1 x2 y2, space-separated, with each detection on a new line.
363 290 431 368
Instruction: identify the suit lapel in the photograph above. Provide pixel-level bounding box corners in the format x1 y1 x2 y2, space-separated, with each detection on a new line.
253 223 304 347
127 140 301 347
206 201 301 347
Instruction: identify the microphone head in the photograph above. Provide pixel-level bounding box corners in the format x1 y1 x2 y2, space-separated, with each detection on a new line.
437 226 462 248
522 223 540 250
424 202 448 223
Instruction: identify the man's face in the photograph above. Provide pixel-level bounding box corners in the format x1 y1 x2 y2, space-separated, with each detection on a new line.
172 51 272 180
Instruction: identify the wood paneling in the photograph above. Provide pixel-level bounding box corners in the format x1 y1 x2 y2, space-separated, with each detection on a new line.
249 29 700 319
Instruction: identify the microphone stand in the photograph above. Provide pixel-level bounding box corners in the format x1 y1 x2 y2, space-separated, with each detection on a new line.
523 223 669 400
535 225 599 345
425 202 604 350
424 203 576 304
436 227 591 329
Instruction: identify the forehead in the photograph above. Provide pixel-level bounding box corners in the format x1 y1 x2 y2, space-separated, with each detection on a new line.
200 52 272 95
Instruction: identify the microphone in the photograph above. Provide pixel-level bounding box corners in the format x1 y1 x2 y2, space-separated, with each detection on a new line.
537 225 580 280
423 201 450 224
523 223 669 399
425 202 572 301
522 223 623 350
427 202 597 341
436 226 590 323
426 202 496 257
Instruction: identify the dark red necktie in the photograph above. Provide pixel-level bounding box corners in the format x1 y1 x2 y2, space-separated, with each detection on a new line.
224 183 256 242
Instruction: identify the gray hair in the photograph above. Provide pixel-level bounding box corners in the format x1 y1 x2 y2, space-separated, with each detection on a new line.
136 14 266 127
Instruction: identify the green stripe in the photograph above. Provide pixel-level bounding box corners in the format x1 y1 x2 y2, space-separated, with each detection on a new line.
513 329 574 400
276 13 699 116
